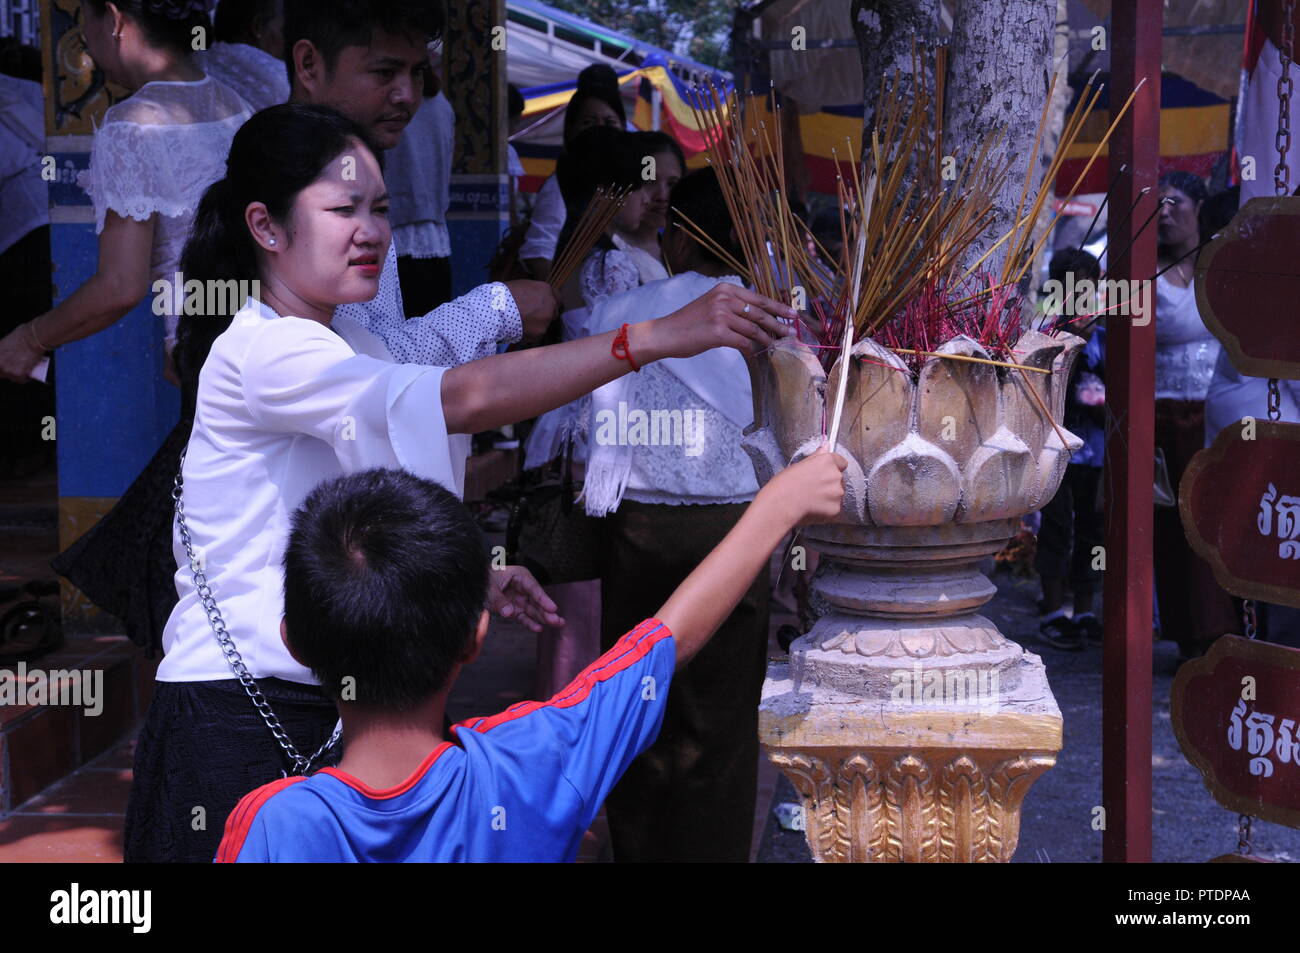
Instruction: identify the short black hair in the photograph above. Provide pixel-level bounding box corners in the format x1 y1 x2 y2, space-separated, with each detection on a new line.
0 38 41 83
1158 169 1208 205
282 468 490 711
667 167 741 270
214 0 280 45
1048 246 1101 286
283 0 443 83
1200 184 1240 238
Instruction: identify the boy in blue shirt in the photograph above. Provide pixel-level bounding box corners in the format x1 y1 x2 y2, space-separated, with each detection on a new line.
217 453 846 862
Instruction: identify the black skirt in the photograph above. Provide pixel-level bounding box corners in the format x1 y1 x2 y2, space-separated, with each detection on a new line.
51 419 190 657
123 676 339 863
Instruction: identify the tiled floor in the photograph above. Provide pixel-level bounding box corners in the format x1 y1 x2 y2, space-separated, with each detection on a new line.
0 737 135 862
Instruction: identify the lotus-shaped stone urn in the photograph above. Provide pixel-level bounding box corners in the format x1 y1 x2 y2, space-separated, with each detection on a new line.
745 328 1084 862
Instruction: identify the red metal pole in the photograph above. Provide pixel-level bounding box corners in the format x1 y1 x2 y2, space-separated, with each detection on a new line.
1102 0 1160 863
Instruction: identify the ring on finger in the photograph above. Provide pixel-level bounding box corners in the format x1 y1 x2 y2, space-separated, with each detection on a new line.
743 304 751 314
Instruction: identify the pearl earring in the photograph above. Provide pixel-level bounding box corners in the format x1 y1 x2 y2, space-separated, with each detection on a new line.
268 238 277 246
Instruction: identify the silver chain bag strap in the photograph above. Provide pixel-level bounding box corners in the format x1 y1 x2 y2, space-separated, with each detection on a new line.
173 449 340 775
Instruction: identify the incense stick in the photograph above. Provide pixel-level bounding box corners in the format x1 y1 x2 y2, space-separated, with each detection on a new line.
889 348 1051 374
548 185 631 291
1079 164 1127 248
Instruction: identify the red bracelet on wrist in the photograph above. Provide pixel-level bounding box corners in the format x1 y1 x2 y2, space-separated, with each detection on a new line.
611 323 640 372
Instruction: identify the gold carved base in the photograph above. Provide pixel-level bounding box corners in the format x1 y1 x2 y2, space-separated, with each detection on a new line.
769 748 1055 862
760 657 1061 863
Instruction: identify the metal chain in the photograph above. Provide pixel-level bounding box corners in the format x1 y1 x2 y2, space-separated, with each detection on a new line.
173 451 340 775
1237 594 1258 853
1232 590 1253 852
1275 0 1296 195
1227 297 1289 852
1234 337 1274 840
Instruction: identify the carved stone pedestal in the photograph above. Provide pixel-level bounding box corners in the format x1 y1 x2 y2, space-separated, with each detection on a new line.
744 330 1080 863
760 659 1060 863
760 519 1062 862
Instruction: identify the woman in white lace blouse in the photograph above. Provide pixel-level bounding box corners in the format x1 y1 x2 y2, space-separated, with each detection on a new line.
0 0 252 382
519 64 629 281
582 168 768 863
620 131 685 268
556 126 666 314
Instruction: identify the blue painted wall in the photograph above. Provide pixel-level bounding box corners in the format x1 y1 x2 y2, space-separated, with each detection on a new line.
448 174 511 299
53 222 177 498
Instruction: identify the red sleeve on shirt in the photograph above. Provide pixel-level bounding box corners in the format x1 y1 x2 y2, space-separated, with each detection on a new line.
215 775 307 863
451 618 673 736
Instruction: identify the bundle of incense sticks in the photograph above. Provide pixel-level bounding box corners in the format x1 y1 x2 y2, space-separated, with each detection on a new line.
688 49 1142 360
548 185 632 290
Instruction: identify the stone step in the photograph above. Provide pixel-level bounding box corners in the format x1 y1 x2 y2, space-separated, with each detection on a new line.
0 633 155 816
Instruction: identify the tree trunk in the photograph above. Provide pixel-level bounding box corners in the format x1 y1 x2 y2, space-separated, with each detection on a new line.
943 0 1058 281
850 0 940 136
1026 0 1072 310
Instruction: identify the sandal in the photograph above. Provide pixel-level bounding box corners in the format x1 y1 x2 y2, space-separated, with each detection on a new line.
1039 615 1082 652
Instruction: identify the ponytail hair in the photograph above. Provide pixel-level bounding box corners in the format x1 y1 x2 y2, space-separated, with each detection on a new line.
175 103 381 401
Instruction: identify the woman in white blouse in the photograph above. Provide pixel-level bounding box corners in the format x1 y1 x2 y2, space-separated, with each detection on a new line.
620 130 685 267
126 103 795 862
1152 170 1237 655
558 126 669 313
0 0 251 381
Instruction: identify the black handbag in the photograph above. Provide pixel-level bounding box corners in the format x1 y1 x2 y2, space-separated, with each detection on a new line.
507 438 607 585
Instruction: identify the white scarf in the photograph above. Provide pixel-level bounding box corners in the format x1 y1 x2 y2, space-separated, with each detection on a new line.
580 272 753 516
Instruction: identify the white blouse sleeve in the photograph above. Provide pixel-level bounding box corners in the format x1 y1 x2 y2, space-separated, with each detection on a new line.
80 120 191 232
519 175 565 260
364 279 524 367
241 318 457 490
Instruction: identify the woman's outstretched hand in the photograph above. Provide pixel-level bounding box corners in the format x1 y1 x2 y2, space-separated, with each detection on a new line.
487 565 566 633
640 283 796 361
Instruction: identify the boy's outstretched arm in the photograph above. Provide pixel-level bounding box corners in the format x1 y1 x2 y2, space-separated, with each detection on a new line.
656 449 848 665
